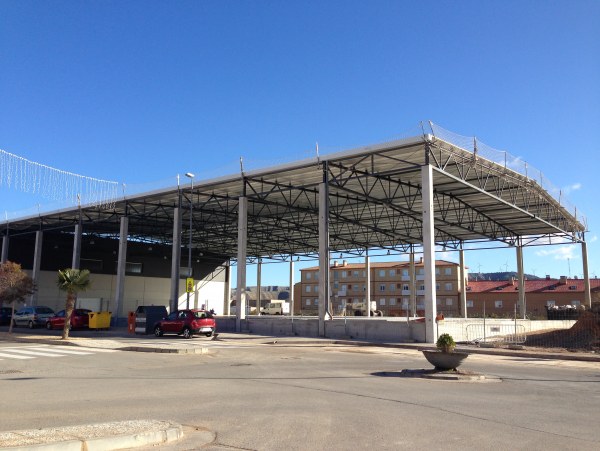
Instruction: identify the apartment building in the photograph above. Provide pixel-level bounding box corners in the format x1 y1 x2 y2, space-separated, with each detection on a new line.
466 276 600 319
298 259 466 317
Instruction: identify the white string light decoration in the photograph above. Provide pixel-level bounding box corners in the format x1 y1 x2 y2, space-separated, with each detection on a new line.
0 148 119 209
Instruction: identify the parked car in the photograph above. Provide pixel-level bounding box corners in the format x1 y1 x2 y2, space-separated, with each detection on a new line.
153 309 216 339
12 306 55 328
0 307 13 325
46 309 92 330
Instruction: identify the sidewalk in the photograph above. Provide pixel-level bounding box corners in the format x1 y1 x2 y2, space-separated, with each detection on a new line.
0 420 186 451
1 325 599 362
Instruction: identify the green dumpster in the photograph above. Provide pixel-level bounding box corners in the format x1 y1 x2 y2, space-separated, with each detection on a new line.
88 311 112 329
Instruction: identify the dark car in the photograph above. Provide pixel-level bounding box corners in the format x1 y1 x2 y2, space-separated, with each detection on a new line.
12 306 55 328
153 309 216 339
0 307 13 325
46 309 92 330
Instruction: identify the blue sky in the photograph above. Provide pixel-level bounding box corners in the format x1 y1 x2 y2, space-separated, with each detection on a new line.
1 0 599 285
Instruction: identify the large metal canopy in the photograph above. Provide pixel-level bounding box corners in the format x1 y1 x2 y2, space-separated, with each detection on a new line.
1 133 586 260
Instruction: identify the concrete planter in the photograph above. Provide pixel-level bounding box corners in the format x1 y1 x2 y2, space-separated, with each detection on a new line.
422 350 469 371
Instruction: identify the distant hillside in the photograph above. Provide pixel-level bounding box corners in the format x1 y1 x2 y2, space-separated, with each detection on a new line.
468 271 542 281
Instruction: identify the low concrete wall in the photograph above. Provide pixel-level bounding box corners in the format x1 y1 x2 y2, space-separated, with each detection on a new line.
216 316 424 342
216 316 575 344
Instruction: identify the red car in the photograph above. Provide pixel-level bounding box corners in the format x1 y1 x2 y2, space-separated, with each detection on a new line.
46 309 92 330
153 309 216 339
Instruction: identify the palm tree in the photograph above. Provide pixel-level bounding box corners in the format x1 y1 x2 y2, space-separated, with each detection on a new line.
0 261 36 334
57 268 91 339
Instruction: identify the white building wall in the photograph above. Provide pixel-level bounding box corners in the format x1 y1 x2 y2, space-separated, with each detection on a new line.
18 270 225 316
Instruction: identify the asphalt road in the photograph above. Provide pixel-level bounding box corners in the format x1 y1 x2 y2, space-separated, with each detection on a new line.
1 339 599 450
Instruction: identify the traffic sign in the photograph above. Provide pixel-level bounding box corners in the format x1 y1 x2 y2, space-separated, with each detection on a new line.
186 278 194 293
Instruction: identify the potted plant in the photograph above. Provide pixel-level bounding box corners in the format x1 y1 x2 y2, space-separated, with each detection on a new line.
436 333 456 353
422 333 469 371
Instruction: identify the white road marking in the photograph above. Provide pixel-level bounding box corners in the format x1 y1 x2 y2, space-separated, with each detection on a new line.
0 352 33 359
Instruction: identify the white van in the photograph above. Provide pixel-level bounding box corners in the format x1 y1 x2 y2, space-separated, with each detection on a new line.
260 301 290 315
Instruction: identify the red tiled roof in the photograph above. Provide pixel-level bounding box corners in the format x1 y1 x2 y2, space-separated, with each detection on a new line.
467 278 600 293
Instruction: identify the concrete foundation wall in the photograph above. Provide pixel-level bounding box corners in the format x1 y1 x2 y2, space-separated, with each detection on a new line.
215 317 575 344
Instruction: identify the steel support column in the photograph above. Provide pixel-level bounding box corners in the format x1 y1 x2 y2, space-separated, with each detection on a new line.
256 259 262 314
114 216 128 326
170 207 182 313
30 231 43 306
1 235 8 264
289 258 294 317
421 164 437 343
365 251 371 317
459 245 467 318
318 181 331 337
72 224 82 269
516 242 526 318
582 240 591 309
224 260 231 315
236 196 248 332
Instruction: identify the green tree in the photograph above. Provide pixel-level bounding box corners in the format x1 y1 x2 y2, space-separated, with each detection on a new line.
57 268 91 339
0 261 36 334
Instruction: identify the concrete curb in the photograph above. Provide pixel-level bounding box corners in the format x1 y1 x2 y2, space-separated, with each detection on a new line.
0 421 184 451
119 346 209 354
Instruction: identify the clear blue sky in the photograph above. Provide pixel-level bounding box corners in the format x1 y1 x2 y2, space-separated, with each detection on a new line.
1 0 599 285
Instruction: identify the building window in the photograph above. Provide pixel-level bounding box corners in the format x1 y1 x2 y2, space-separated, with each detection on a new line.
126 262 143 274
379 298 386 306
389 283 396 291
546 300 555 307
444 268 452 276
363 284 366 292
466 300 473 308
436 297 442 306
495 300 503 308
315 299 319 305
389 269 396 277
446 298 453 306
444 282 453 291
305 285 312 293
572 300 581 307
419 285 425 291
379 284 386 292
353 284 359 292
333 281 339 289
389 298 397 306
306 299 311 306
353 270 359 278
306 272 312 280
379 270 385 277
341 271 347 278
436 283 440 290
341 284 347 292
362 270 366 277
402 269 409 276
417 268 424 275
403 284 409 291
402 298 409 307
435 268 440 275
333 271 339 280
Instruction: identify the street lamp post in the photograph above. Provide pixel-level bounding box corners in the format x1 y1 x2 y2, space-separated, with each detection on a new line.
185 172 195 309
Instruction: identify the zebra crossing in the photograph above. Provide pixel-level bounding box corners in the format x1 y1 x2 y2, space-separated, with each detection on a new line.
0 345 116 361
